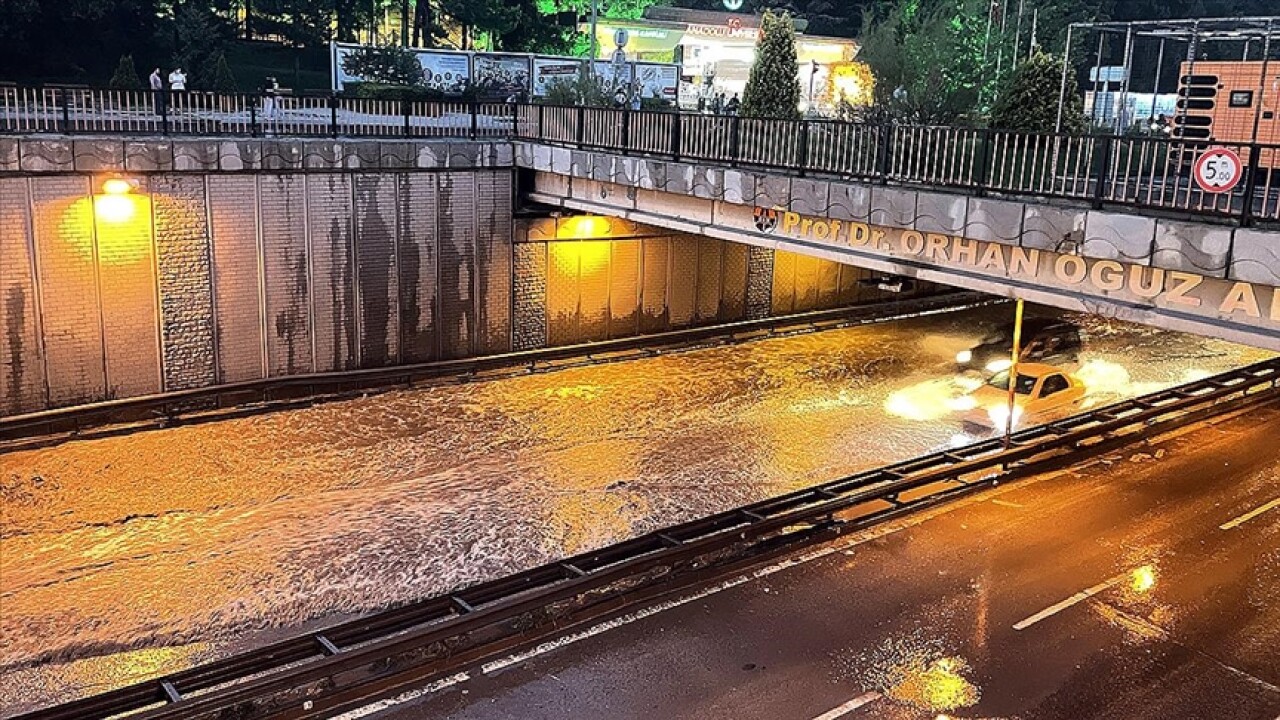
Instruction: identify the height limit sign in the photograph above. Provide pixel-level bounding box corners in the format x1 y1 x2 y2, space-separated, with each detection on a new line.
1193 147 1243 194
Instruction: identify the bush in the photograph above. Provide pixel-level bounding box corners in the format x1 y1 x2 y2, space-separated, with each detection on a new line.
349 82 444 102
209 52 239 93
537 71 611 107
991 52 1087 135
109 55 142 90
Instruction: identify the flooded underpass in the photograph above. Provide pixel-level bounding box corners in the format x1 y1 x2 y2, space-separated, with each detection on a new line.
0 303 1273 713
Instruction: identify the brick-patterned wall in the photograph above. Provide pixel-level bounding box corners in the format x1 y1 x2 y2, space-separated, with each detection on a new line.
96 176 161 399
209 175 266 384
260 175 313 376
152 174 216 391
512 243 547 351
307 174 358 372
0 179 45 415
745 245 773 320
354 174 400 367
437 173 477 359
398 173 437 363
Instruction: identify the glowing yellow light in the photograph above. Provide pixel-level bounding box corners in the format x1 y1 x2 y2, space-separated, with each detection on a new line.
557 215 613 239
102 177 134 195
94 194 136 224
1130 565 1157 594
886 656 981 712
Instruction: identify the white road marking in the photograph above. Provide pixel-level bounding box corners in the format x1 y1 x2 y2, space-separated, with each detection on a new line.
810 692 881 720
331 672 471 718
1013 577 1120 631
1220 497 1280 530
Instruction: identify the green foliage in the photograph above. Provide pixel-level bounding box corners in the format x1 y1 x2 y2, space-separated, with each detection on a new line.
857 0 996 125
253 0 337 47
348 81 445 100
741 10 801 120
341 44 424 86
991 52 1086 134
108 55 142 90
538 69 612 107
209 52 240 93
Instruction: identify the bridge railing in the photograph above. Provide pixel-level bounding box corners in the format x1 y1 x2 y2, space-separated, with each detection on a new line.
2 85 1278 225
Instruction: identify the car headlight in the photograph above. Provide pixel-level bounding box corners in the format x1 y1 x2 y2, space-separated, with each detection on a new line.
986 358 1012 373
955 350 972 364
987 404 1024 429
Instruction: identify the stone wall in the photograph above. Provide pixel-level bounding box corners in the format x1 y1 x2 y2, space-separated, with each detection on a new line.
0 168 514 416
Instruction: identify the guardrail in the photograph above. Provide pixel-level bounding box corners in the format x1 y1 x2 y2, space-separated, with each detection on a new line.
3 86 1278 224
15 356 1280 720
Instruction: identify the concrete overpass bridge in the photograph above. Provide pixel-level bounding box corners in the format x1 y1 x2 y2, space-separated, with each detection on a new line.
511 106 1280 351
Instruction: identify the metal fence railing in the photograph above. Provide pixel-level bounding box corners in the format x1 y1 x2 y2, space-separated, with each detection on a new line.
2 85 1278 225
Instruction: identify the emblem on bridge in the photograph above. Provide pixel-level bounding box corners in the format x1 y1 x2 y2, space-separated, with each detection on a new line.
753 206 779 233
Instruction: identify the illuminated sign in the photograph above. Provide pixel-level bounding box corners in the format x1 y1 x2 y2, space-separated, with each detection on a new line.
750 206 1280 327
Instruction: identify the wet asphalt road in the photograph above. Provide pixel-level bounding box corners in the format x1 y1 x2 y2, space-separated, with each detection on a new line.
374 406 1280 720
0 304 1273 713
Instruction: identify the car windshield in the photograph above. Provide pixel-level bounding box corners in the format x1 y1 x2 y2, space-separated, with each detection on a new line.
987 370 1038 395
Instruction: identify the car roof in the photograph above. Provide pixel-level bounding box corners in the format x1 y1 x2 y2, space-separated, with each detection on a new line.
1010 362 1070 377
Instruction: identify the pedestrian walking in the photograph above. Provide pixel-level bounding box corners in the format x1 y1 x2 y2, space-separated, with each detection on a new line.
149 68 165 115
726 93 740 116
712 92 725 115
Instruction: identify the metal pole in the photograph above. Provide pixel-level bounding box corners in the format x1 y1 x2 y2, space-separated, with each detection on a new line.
1090 31 1105 127
1150 38 1166 125
1177 21 1201 128
1115 24 1135 134
1002 298 1025 453
1251 21 1273 143
589 0 599 71
1013 0 1025 63
1055 24 1075 133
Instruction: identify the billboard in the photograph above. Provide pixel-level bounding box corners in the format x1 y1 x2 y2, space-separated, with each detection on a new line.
533 57 585 96
635 62 679 99
473 53 532 99
332 43 470 94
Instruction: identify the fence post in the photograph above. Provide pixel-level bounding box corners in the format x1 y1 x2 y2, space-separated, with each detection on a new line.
537 103 545 139
670 111 682 160
60 89 72 134
975 129 993 196
876 125 892 184
470 100 479 139
575 105 586 147
402 98 412 137
160 92 170 136
249 96 258 138
1239 143 1262 227
1092 134 1115 209
329 95 339 137
797 120 810 175
728 116 741 166
621 109 631 155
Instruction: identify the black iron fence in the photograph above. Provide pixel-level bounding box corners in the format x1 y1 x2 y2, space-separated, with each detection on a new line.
3 85 1279 225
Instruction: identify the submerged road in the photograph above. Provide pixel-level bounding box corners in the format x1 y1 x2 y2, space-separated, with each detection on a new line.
376 406 1280 720
0 305 1272 713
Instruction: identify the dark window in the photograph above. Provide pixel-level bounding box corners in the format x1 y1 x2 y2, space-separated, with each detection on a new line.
988 371 1038 395
1230 90 1254 108
1041 374 1070 396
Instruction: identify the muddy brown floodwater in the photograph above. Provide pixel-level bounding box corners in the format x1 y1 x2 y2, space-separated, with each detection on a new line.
0 304 1272 713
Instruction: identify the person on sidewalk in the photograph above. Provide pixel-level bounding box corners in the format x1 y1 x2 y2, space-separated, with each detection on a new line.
149 68 165 115
168 67 187 91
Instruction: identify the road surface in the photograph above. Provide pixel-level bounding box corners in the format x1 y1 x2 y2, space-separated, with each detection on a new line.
0 304 1271 713
372 405 1280 720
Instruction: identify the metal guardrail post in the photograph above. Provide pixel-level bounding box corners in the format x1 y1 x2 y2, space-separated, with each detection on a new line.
576 105 586 147
621 109 631 156
469 101 479 139
160 92 170 136
975 129 993 196
402 98 411 138
329 95 339 138
797 120 810 176
537 103 545 139
59 90 72 134
876 125 892 184
670 111 682 160
1239 143 1262 227
729 116 741 166
249 98 258 138
1092 134 1115 209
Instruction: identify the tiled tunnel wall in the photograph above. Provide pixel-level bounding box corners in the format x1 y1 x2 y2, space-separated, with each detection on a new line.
1 171 943 418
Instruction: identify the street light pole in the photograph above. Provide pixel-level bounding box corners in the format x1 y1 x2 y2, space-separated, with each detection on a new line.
589 0 599 66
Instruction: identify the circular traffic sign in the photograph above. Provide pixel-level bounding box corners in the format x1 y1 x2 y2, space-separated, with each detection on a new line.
1192 147 1243 194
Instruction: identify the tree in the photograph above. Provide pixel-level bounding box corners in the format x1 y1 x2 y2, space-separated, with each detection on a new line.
741 10 801 119
174 4 229 86
341 43 424 85
857 0 997 124
209 51 240 93
991 52 1086 134
109 54 143 89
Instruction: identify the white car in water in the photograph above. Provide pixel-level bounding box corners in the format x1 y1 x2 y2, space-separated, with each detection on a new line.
954 363 1087 434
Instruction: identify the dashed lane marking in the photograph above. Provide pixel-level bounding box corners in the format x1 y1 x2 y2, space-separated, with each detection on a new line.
1220 497 1280 531
811 692 882 720
1013 576 1122 631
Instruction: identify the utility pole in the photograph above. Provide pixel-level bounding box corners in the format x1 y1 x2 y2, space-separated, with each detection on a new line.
589 0 599 66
